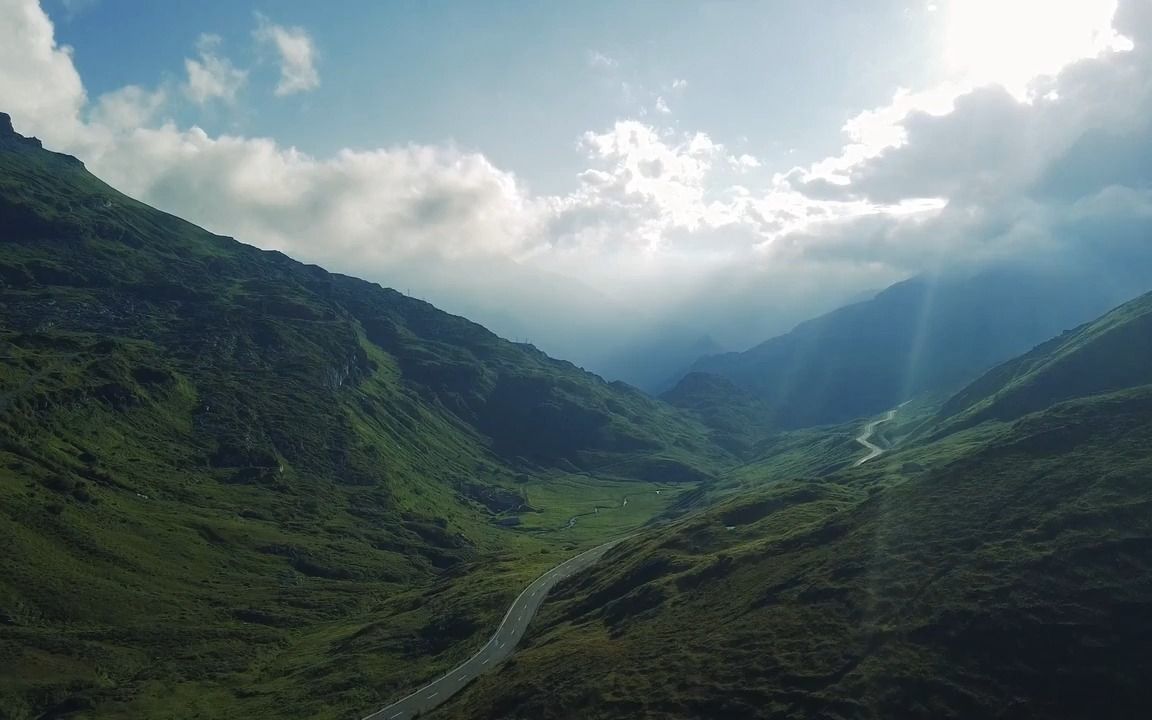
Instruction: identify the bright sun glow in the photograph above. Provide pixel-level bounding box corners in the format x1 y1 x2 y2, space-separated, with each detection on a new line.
943 0 1130 97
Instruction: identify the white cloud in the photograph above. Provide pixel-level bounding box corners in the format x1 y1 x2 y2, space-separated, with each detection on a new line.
731 154 760 170
587 50 618 70
942 0 1129 97
774 7 1152 276
254 14 319 96
113 131 538 265
0 0 534 270
786 83 964 192
91 84 165 130
0 0 86 143
183 34 246 105
559 121 744 244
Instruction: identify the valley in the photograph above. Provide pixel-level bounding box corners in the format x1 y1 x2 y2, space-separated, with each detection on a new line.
0 116 720 719
2 103 1152 720
435 299 1152 718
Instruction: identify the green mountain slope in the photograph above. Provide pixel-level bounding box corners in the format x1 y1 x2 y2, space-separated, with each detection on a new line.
670 268 1150 431
0 113 725 719
657 371 776 454
440 303 1152 718
933 290 1152 434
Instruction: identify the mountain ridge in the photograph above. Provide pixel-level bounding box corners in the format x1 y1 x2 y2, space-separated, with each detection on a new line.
0 111 726 719
931 290 1152 436
438 290 1152 720
667 267 1152 431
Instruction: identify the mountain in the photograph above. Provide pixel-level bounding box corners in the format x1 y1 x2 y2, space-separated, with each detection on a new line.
932 290 1152 435
667 267 1152 431
0 113 727 719
658 371 775 454
439 294 1152 720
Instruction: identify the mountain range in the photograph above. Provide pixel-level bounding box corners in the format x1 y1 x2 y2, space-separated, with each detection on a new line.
666 263 1152 433
441 287 1152 720
3 109 1152 720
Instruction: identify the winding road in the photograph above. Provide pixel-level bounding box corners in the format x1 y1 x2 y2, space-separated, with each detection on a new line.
360 537 626 720
359 407 896 719
563 489 656 528
854 407 899 466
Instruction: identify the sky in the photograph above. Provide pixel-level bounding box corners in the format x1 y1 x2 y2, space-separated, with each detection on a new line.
1 0 1149 387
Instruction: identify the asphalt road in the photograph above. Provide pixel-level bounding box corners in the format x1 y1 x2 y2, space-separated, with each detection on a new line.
360 537 626 720
854 407 899 466
564 490 653 528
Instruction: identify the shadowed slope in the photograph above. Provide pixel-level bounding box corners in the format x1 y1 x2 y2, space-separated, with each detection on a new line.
932 290 1152 435
671 269 1149 431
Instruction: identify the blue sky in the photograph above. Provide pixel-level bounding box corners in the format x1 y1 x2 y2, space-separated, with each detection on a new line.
3 0 1149 384
47 0 940 192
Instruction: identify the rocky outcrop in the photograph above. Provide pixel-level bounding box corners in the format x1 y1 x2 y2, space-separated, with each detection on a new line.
0 112 43 149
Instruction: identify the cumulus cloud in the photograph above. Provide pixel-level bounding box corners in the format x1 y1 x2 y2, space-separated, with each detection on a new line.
0 0 86 142
99 132 538 265
91 84 166 130
731 154 760 171
254 14 319 96
941 0 1130 97
735 0 1152 309
183 34 246 105
0 0 536 272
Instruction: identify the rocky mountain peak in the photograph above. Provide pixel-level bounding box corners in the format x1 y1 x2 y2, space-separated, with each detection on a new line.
0 111 45 149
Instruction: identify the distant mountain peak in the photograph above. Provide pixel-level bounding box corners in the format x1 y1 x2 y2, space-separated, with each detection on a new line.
680 268 1151 430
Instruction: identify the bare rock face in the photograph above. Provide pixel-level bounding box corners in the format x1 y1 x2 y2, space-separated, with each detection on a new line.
0 111 44 149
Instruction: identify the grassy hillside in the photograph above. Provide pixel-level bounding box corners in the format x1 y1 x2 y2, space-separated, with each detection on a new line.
933 290 1152 435
438 295 1152 719
658 371 776 454
673 269 1146 431
0 113 726 719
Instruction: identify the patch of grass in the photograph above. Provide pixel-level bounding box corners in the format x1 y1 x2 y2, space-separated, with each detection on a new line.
514 475 687 540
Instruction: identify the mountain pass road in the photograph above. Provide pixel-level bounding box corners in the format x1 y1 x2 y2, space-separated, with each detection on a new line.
360 537 626 720
854 407 899 466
